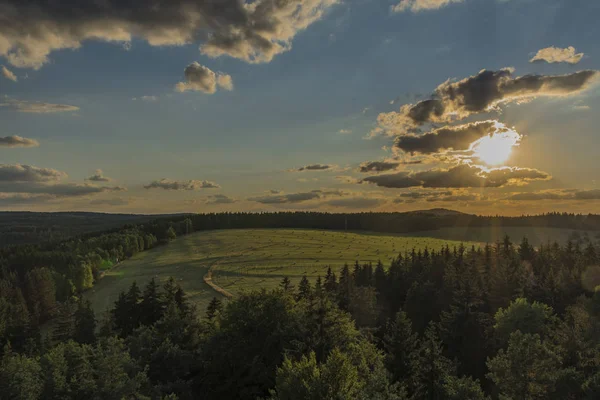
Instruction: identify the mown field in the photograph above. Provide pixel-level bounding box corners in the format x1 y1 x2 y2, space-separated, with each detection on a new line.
85 229 479 314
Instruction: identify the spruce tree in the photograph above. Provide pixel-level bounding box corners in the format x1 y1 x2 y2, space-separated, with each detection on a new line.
73 299 96 345
206 297 223 322
297 275 311 301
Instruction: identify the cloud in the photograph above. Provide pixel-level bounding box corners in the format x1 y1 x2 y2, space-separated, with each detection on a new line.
505 189 600 201
1 65 17 82
249 191 321 204
373 68 599 135
0 182 126 197
175 62 233 94
530 46 584 65
361 164 550 189
358 160 422 173
86 169 111 182
0 0 338 69
0 98 79 113
0 135 39 148
144 179 220 190
132 96 158 102
0 194 55 206
392 0 464 13
339 129 352 134
293 164 334 172
248 188 345 204
0 164 66 182
395 120 497 154
335 175 360 184
89 198 130 206
205 194 237 205
325 197 383 209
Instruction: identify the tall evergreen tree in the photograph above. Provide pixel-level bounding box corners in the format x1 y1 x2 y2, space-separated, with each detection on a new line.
73 299 96 345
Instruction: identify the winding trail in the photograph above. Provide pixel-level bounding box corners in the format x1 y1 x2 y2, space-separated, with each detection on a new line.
203 267 234 298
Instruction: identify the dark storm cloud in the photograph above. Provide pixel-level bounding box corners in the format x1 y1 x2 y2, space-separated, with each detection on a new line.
144 179 220 190
86 169 111 182
358 160 422 173
294 164 334 172
374 68 599 135
0 135 39 148
395 121 496 154
0 0 338 69
205 194 237 205
362 164 550 189
0 164 66 182
248 191 321 204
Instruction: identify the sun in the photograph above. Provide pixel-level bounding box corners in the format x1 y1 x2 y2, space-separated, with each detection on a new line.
470 125 521 166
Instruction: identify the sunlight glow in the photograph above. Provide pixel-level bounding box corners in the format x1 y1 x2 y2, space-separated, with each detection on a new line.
470 123 521 166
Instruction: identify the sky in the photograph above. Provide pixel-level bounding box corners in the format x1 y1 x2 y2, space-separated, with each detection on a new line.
1 0 599 215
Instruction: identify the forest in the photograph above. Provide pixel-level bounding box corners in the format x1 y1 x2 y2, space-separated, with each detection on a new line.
1 212 600 399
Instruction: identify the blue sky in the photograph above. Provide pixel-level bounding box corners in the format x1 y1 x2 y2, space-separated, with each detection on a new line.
1 0 599 214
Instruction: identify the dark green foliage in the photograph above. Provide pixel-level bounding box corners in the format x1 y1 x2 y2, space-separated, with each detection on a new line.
1 214 600 400
382 310 419 386
487 331 563 399
297 275 311 301
73 299 96 345
205 297 222 322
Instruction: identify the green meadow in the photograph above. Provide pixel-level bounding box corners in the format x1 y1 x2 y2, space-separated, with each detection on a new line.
85 229 479 314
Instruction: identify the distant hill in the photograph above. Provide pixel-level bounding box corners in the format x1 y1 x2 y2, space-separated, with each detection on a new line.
0 211 188 246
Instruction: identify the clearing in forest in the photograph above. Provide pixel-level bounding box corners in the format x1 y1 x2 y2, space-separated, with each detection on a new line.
85 228 479 314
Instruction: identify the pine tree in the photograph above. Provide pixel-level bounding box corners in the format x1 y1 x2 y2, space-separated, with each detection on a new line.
206 297 223 321
73 299 96 344
324 267 337 294
52 302 75 343
297 275 311 301
412 323 455 400
383 310 419 386
279 277 293 292
140 278 164 326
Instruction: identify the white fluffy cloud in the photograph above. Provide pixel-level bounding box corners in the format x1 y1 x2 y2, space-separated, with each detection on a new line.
530 46 584 65
175 62 234 94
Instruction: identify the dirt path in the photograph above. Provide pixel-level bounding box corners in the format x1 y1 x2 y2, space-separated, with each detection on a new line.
203 267 234 298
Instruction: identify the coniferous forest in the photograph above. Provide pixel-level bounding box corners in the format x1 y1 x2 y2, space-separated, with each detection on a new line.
1 212 600 399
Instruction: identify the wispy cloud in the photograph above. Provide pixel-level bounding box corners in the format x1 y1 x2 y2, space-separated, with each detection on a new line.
392 0 463 13
0 135 39 148
0 98 79 113
144 179 220 190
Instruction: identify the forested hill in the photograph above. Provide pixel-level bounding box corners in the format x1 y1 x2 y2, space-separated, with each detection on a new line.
2 209 600 247
0 211 188 246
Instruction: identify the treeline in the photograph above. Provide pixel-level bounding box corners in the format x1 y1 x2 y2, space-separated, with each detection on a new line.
0 216 194 353
2 236 600 399
182 211 600 234
0 212 170 246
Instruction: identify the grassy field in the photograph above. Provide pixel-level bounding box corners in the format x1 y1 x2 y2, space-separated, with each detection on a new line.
85 229 479 315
